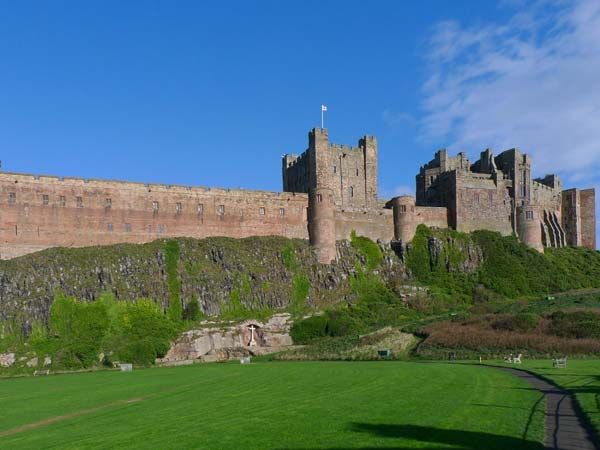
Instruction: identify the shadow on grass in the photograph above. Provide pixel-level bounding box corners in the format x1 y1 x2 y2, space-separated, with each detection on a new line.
280 423 544 450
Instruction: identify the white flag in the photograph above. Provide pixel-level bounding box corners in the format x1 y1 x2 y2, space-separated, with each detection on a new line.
321 104 327 112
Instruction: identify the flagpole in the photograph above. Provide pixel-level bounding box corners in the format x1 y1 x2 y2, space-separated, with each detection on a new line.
321 107 324 129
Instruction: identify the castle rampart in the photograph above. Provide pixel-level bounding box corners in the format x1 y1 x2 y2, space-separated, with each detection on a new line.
0 171 308 259
0 127 595 260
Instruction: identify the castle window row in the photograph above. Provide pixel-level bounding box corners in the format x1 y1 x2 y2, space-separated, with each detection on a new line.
332 166 361 177
6 192 290 218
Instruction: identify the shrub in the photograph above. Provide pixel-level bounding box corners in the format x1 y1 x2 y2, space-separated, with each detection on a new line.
183 301 202 321
492 313 541 332
549 310 600 339
107 299 178 365
325 310 365 337
49 294 110 368
290 315 329 344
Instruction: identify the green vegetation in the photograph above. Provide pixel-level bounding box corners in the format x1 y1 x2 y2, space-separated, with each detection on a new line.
406 226 600 301
165 240 183 322
350 230 383 271
5 293 179 371
290 273 310 313
49 294 110 368
281 244 299 271
0 361 544 449
416 307 600 359
406 226 476 304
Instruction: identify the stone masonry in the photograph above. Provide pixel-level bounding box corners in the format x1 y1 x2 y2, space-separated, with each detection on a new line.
0 127 595 262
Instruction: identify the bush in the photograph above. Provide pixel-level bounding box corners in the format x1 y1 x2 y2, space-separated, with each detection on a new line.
492 313 541 332
290 315 329 344
549 310 600 339
183 301 202 321
325 310 365 337
106 299 178 365
49 294 110 368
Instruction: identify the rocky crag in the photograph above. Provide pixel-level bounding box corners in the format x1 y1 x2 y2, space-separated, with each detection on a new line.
0 232 486 332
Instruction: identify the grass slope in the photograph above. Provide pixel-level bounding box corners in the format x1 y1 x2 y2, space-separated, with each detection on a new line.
0 362 544 449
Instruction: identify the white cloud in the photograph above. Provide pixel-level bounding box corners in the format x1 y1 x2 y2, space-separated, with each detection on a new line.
382 109 417 128
421 0 600 184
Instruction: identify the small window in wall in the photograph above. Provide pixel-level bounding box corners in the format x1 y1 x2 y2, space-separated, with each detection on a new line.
217 205 225 216
356 168 359 176
8 192 16 205
176 202 182 214
399 205 407 213
105 198 112 209
59 196 66 207
107 223 113 232
259 207 265 216
279 208 285 217
349 186 354 197
474 193 480 204
42 194 49 206
333 166 337 174
197 203 204 214
152 201 159 212
76 196 83 208
316 194 322 203
124 223 132 232
430 176 434 184
526 211 534 220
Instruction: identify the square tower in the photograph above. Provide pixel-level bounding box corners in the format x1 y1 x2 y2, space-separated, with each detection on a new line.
282 128 378 210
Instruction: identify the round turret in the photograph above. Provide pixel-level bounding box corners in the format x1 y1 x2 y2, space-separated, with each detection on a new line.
517 204 543 252
391 195 417 243
308 187 336 263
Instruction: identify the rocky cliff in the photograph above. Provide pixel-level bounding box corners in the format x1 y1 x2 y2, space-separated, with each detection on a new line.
0 237 403 331
0 230 494 332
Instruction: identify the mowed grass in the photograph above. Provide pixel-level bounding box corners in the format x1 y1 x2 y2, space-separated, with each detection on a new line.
512 359 600 440
0 361 544 449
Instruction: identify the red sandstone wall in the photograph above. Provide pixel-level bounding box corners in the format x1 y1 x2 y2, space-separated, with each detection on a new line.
453 173 513 235
0 172 309 259
334 208 394 243
415 206 448 229
580 189 596 250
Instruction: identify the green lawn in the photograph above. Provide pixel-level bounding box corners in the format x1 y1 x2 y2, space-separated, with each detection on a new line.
508 359 600 440
0 361 544 450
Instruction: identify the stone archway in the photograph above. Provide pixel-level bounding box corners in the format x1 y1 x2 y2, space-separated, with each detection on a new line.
239 320 264 347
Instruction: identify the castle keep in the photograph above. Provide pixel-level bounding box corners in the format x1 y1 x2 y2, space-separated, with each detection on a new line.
0 128 595 261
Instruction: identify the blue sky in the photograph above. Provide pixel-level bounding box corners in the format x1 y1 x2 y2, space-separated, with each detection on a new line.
1 1 598 242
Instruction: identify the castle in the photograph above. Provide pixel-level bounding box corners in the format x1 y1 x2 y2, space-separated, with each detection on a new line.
0 128 595 261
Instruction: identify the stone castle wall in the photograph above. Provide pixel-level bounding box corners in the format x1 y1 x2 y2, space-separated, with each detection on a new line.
334 208 394 243
0 172 309 259
0 127 595 260
580 189 596 250
451 172 513 235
